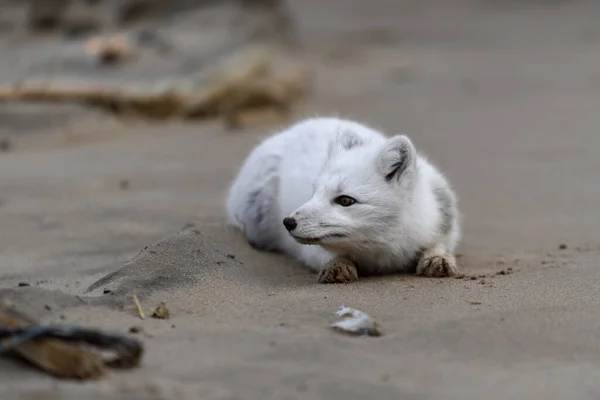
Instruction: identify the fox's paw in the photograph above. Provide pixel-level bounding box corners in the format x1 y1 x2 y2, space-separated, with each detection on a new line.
318 257 359 284
416 250 458 278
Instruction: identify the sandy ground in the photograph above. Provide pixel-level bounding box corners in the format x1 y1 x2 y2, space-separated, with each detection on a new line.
2 0 600 398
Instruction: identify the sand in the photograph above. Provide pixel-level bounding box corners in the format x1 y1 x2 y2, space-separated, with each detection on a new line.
2 0 600 398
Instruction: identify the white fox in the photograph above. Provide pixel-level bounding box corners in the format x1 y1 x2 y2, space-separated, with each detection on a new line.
226 117 461 283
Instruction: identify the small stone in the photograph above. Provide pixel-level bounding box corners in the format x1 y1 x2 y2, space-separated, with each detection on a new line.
559 243 568 250
119 179 130 190
0 138 12 152
151 302 170 319
496 267 514 276
129 326 143 334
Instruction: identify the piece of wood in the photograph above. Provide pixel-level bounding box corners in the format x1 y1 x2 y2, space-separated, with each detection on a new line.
0 51 308 122
132 293 146 320
0 300 106 380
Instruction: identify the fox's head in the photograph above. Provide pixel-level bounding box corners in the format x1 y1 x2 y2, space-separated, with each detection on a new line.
282 130 418 254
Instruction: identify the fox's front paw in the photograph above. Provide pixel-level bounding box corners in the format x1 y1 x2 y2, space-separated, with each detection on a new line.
318 257 359 284
416 250 458 278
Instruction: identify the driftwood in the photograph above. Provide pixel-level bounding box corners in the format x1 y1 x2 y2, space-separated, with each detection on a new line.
0 300 144 380
0 300 106 379
0 51 308 126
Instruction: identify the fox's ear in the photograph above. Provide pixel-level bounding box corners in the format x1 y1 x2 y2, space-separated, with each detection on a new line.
377 135 416 181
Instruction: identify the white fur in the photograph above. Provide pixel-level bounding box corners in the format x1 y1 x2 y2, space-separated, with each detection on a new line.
226 117 461 276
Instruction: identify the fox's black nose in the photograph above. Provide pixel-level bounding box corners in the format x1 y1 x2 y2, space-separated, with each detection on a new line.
283 217 297 231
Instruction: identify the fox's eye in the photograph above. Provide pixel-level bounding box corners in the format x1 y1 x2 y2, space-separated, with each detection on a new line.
334 195 356 207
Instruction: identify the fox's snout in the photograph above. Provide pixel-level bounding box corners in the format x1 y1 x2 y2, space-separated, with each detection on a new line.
283 217 297 231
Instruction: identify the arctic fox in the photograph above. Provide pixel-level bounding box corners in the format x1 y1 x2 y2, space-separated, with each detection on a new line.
226 117 461 283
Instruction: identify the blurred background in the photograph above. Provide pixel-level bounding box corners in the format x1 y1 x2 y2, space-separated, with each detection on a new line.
1 0 599 282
